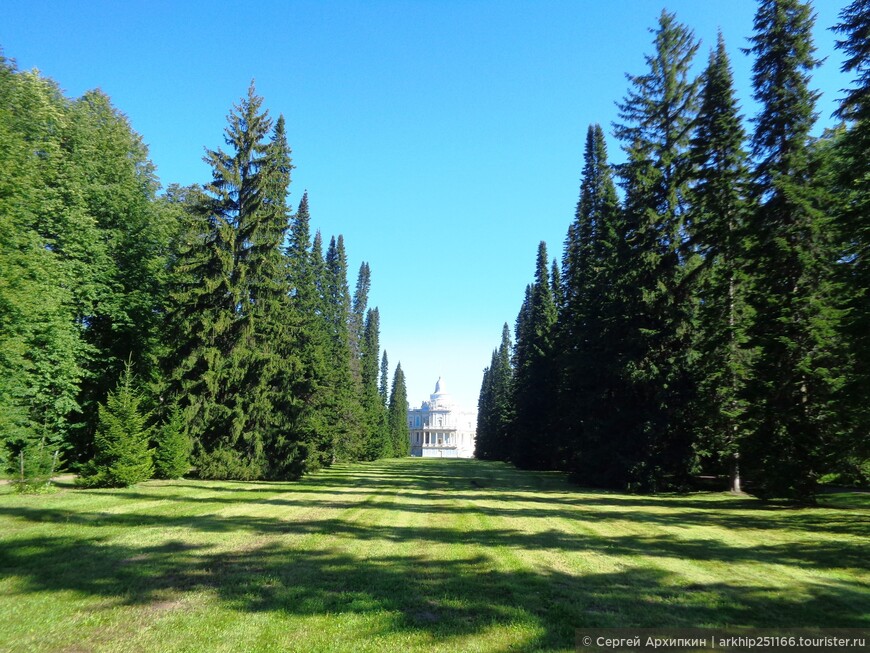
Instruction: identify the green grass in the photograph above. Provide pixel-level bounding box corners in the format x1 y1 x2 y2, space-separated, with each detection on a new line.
0 458 867 652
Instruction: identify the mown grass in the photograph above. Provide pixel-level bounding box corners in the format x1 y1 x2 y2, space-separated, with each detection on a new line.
0 458 867 652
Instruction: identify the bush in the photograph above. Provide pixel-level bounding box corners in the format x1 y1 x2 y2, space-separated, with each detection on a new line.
194 447 260 481
77 362 153 488
10 440 61 493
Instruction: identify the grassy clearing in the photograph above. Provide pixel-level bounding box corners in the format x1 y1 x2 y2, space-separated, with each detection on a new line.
0 458 867 652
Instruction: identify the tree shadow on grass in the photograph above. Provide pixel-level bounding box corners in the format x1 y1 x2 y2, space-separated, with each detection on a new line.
1 503 866 573
2 458 868 650
1 532 867 652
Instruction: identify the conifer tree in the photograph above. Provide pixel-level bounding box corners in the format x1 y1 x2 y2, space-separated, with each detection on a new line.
388 362 410 457
350 262 371 385
511 242 558 470
379 350 390 406
558 124 622 483
280 192 332 472
153 403 192 479
78 362 153 488
833 0 870 483
490 323 514 461
168 84 300 479
361 307 387 459
612 10 700 490
324 236 362 461
688 34 753 492
743 0 843 500
475 360 495 459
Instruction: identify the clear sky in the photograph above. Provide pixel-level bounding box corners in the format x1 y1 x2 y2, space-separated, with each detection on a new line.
1 0 851 410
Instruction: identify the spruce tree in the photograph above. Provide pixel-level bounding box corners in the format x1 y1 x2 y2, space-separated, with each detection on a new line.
324 236 363 461
280 192 332 472
361 307 387 459
379 350 390 407
168 84 300 479
743 0 842 500
350 262 371 386
833 0 870 484
78 362 153 488
558 124 622 484
477 324 515 461
153 403 192 479
388 362 410 457
612 10 700 490
511 242 558 470
475 359 495 459
688 34 753 493
490 323 514 462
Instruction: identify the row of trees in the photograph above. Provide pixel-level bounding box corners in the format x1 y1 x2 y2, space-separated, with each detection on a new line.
0 60 409 486
476 0 870 501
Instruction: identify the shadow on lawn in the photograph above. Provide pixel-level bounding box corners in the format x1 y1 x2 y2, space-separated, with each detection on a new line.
1 532 868 651
1 459 868 651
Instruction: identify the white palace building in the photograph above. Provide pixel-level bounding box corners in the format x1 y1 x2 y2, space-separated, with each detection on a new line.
408 378 476 458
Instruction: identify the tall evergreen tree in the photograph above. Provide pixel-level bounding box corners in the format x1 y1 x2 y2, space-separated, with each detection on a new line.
475 323 514 462
168 84 301 479
833 0 870 484
361 307 387 459
379 350 390 406
688 34 753 492
349 262 371 386
612 10 700 490
511 242 558 470
557 123 622 483
324 235 362 461
280 191 332 472
475 360 495 459
388 362 410 457
742 0 842 500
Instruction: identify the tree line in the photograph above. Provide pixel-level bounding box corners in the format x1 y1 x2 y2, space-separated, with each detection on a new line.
476 0 870 501
0 65 409 487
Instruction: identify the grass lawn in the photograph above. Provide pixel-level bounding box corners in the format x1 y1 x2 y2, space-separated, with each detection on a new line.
0 458 867 652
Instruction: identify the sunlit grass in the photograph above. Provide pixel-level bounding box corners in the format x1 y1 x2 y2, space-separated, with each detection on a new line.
0 458 867 652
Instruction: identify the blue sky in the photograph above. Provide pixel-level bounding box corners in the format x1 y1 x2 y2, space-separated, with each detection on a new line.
1 0 851 410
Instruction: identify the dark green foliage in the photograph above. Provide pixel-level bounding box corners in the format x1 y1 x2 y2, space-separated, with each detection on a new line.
280 192 332 472
388 363 410 457
77 363 153 488
688 35 753 492
166 84 306 480
556 124 623 485
610 10 701 490
1 50 394 483
153 404 192 480
476 6 861 500
833 0 870 486
361 307 388 459
323 236 365 462
476 324 515 462
379 350 390 406
511 242 558 470
742 0 843 501
193 447 260 481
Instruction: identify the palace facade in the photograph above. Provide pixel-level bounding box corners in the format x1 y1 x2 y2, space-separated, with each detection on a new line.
408 378 476 458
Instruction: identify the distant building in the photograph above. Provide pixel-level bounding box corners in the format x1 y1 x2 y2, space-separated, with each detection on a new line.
408 377 476 458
